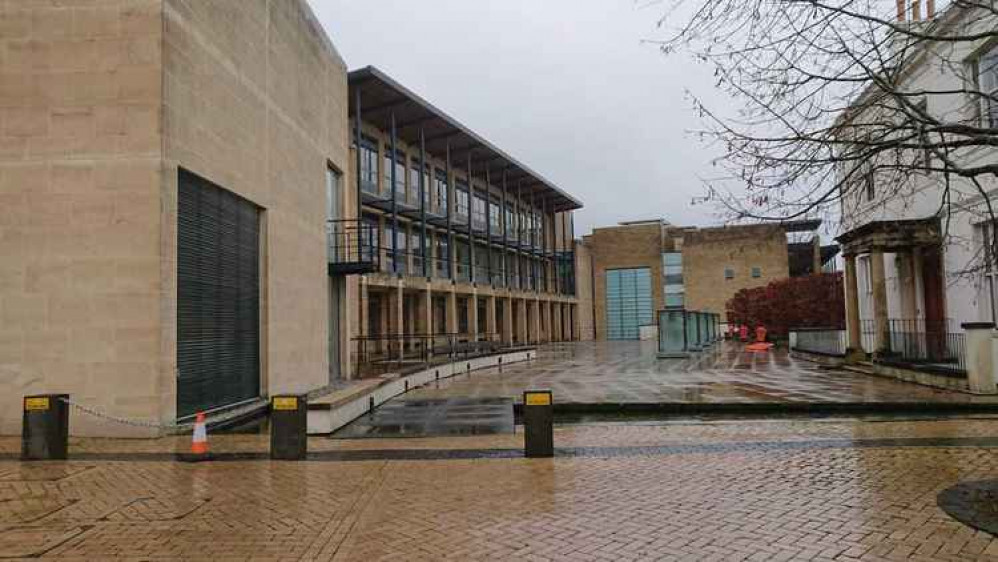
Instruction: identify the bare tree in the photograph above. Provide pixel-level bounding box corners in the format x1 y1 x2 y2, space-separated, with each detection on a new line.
654 0 998 274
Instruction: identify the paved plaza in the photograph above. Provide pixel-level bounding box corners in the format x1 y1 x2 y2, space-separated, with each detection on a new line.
6 419 998 560
403 341 998 404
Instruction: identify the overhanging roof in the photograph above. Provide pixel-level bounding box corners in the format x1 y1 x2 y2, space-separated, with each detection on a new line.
349 66 583 213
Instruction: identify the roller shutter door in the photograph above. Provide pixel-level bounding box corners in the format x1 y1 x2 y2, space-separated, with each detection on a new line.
177 169 260 418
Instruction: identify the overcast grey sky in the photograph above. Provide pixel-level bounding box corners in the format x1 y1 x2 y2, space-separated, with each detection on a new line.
307 0 729 236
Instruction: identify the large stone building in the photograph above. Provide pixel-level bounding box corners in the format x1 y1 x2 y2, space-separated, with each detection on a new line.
580 219 834 340
0 1 583 436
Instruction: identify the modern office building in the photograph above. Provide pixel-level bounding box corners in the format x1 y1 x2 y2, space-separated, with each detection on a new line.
342 68 582 364
580 219 836 340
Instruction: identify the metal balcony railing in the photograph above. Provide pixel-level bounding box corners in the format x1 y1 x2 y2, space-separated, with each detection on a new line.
327 219 378 275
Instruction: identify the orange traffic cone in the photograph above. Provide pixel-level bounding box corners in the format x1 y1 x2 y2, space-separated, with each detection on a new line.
179 412 210 462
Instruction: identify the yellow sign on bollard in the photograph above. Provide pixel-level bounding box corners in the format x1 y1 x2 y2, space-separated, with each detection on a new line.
272 397 298 411
524 392 552 406
24 397 50 411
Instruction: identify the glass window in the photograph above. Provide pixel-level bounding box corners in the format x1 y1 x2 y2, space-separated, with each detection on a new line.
489 200 501 231
977 44 998 127
751 267 761 278
383 150 405 198
455 185 469 217
473 195 487 227
355 137 378 193
410 161 428 205
435 171 448 213
724 267 735 280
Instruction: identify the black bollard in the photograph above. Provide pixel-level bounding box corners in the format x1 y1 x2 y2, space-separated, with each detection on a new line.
270 395 307 460
523 390 553 458
21 394 69 461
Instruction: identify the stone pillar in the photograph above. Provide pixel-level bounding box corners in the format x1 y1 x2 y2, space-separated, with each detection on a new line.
870 249 890 353
418 286 432 335
844 254 862 352
517 298 528 344
530 299 541 345
445 289 458 334
485 294 497 341
394 283 405 360
964 323 997 393
553 303 562 342
468 292 479 341
812 234 822 275
502 296 514 344
901 250 918 321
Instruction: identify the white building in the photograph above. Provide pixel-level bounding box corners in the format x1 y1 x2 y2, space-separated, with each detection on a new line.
835 0 998 385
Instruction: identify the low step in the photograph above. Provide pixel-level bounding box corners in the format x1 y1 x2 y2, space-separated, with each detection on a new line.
841 364 875 375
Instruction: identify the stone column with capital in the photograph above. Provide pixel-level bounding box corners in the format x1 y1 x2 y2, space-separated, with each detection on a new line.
870 250 890 354
844 254 862 354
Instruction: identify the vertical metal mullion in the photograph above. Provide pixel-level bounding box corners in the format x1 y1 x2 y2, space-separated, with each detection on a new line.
501 169 508 288
485 167 492 287
467 153 474 284
446 141 453 280
530 189 536 292
354 88 362 226
390 112 398 275
569 211 575 295
420 127 428 278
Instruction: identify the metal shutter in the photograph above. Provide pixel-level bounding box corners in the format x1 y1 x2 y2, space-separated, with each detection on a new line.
177 169 260 419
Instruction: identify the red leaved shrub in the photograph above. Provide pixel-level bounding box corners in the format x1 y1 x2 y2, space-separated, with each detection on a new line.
725 273 845 337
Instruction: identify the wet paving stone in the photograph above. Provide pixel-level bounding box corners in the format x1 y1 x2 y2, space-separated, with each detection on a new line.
333 397 515 439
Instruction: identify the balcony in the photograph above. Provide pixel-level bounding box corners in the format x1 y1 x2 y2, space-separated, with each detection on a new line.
328 219 379 275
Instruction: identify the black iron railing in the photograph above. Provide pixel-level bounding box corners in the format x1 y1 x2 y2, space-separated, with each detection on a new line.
858 318 966 374
353 332 521 377
327 219 378 274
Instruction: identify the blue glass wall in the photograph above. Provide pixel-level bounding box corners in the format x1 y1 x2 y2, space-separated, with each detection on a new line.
605 268 653 340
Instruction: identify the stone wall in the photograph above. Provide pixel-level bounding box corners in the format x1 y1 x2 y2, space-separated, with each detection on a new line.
0 0 166 436
161 0 351 407
0 0 351 436
574 239 595 340
586 223 663 340
682 224 789 322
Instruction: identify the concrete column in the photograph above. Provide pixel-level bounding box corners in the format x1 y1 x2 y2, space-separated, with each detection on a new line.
964 322 997 393
530 299 541 345
485 295 497 340
870 249 890 353
445 290 458 335
468 292 479 341
394 283 405 360
566 304 575 341
517 298 528 344
844 254 862 352
502 296 514 344
418 286 432 335
552 303 562 342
